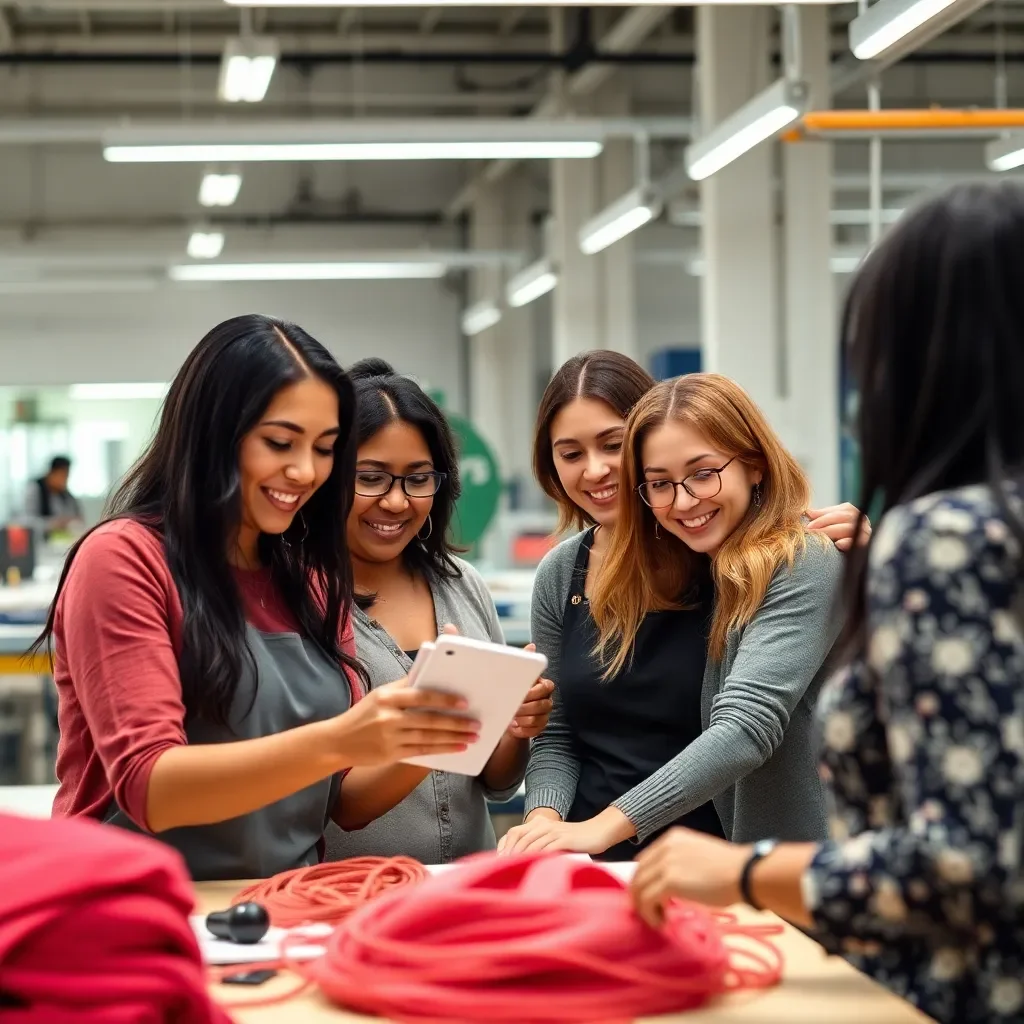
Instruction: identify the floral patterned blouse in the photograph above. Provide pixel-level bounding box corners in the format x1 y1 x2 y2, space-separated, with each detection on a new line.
804 485 1024 1024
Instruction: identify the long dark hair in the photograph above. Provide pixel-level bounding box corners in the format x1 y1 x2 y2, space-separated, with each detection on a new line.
842 181 1024 648
348 358 462 608
533 350 655 533
35 314 366 727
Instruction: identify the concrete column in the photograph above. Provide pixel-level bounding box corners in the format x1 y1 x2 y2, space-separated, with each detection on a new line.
781 6 838 505
468 183 506 464
696 6 780 421
551 155 603 366
597 85 638 361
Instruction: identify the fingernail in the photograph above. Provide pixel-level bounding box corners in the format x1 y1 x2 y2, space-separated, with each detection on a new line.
511 720 519 728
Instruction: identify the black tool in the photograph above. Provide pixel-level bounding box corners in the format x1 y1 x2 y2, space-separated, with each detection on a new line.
205 902 270 945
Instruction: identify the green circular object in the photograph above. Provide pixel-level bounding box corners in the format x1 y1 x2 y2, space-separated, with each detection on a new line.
446 411 502 548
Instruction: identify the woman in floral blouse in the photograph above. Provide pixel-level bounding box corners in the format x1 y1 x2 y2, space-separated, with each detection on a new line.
628 181 1024 1024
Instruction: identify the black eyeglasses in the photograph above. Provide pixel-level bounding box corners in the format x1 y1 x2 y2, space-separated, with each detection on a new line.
638 457 737 509
355 470 446 499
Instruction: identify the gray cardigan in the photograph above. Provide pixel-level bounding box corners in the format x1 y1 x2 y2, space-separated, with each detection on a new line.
524 531 844 844
325 558 523 865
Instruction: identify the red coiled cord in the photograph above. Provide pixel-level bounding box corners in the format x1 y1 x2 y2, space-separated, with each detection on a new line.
292 852 784 1024
232 855 428 928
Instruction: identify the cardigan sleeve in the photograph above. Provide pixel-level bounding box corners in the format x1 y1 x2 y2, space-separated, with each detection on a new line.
612 538 844 843
523 536 585 820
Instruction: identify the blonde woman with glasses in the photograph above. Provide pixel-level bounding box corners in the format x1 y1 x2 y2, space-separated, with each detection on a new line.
501 372 843 858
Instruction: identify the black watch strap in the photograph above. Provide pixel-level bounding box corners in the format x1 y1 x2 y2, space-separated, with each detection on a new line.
739 838 778 910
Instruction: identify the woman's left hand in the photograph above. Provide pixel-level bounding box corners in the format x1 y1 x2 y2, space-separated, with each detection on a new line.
507 643 554 740
806 502 871 552
629 828 751 927
497 815 615 856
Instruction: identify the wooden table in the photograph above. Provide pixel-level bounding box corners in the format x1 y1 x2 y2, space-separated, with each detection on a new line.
196 879 934 1024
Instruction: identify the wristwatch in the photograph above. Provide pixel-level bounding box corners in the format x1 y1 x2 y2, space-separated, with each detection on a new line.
739 838 778 911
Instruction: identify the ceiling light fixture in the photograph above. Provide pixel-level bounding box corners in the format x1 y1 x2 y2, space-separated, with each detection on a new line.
985 134 1024 172
685 78 808 181
218 36 279 103
198 172 243 207
505 258 557 308
69 383 170 401
460 300 502 336
186 231 225 260
848 0 958 60
578 184 662 255
169 261 447 282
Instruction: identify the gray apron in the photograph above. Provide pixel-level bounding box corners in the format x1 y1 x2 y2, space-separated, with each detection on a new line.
105 624 351 881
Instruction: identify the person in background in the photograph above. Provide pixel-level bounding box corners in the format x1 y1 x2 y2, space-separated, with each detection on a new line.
325 358 553 865
508 351 868 862
42 315 478 882
26 455 83 539
504 372 844 858
628 183 1024 1024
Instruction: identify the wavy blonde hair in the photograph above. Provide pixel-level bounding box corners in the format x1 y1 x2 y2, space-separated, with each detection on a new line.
589 373 814 676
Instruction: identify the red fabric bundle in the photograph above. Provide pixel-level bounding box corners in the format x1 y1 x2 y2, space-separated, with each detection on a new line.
300 852 783 1024
0 812 232 1024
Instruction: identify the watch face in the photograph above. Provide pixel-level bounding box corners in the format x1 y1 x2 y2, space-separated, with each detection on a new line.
754 838 778 857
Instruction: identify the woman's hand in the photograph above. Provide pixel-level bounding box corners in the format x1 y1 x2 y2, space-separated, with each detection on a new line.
629 828 751 927
497 807 633 856
508 643 554 740
331 679 480 767
806 502 872 552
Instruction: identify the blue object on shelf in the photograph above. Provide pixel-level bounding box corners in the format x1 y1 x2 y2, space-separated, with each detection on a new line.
649 348 701 381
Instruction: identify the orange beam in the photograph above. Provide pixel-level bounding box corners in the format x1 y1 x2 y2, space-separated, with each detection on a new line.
801 108 1024 132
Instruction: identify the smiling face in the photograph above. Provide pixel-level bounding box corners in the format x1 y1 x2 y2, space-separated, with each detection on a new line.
347 418 435 565
235 375 340 561
549 397 626 528
641 418 762 556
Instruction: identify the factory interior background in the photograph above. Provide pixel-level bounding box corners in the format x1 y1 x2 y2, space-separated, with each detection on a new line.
0 0 1016 794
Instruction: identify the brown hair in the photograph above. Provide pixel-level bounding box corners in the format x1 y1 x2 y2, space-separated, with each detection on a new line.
532 351 655 533
590 373 816 676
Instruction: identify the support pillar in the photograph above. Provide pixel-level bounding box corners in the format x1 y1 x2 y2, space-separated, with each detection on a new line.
696 6 779 421
782 6 838 505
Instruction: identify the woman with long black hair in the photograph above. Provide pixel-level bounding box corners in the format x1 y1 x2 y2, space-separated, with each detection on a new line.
629 183 1024 1024
44 315 477 881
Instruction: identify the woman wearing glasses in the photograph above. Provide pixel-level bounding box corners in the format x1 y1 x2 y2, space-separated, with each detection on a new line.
503 367 847 859
325 358 553 864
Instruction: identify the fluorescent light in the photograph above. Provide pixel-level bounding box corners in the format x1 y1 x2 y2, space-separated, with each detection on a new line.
186 231 225 259
506 259 557 308
105 141 603 163
849 0 957 60
685 78 808 181
579 186 662 255
461 300 502 336
986 134 1024 172
198 172 242 207
218 36 278 103
69 383 169 401
169 262 447 282
686 253 864 276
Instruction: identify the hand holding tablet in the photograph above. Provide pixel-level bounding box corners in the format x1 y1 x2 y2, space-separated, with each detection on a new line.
401 633 548 776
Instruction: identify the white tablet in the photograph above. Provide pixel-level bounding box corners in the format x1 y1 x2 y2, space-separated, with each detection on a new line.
400 634 547 777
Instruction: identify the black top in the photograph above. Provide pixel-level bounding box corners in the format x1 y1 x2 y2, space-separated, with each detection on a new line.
560 528 724 860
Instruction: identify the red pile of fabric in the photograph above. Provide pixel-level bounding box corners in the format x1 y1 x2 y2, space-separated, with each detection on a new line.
0 812 232 1024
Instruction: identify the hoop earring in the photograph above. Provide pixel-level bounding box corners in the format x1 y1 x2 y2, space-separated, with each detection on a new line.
753 483 762 508
418 514 433 542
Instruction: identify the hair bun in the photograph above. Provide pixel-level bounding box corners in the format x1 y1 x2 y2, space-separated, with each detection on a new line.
348 357 396 381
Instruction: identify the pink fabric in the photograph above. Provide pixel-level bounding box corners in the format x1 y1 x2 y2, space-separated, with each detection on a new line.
0 812 232 1024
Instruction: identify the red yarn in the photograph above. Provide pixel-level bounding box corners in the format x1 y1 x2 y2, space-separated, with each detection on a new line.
232 855 428 927
0 812 232 1024
294 852 784 1024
